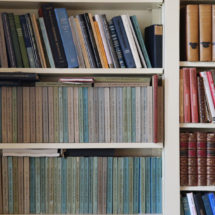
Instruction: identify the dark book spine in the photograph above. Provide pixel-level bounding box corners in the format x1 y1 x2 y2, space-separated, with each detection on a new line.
8 13 23 68
77 14 97 68
145 24 163 68
41 4 68 68
197 132 207 186
207 133 215 185
188 133 197 186
108 20 125 68
193 193 207 215
25 14 41 68
112 16 135 68
83 13 102 68
101 14 119 68
2 13 17 67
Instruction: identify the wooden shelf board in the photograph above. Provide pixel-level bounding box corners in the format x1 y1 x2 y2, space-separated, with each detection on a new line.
181 186 215 191
0 68 163 75
180 61 215 67
180 123 215 128
0 143 163 149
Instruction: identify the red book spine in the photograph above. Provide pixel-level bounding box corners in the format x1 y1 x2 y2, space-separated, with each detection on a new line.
189 68 199 122
206 71 215 106
183 68 191 122
152 75 158 143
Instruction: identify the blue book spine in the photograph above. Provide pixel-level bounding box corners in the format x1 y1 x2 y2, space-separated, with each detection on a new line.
88 157 93 214
156 157 162 213
93 157 98 214
83 87 89 143
133 157 139 213
61 158 67 213
40 157 46 213
19 15 35 67
202 194 213 215
139 157 145 213
107 157 113 214
112 16 135 68
123 157 129 214
59 87 63 143
83 157 89 213
8 157 13 214
79 157 84 213
145 157 151 213
131 87 136 142
182 196 191 215
71 157 76 214
150 157 156 213
0 88 1 142
30 157 35 213
62 87 68 143
54 8 78 68
108 20 126 68
208 193 215 215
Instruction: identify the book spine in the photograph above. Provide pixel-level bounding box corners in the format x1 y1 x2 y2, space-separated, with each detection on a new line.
88 157 93 214
68 87 74 143
199 4 212 61
78 87 83 143
180 69 184 122
206 71 215 106
35 158 40 213
74 87 79 143
54 8 79 68
83 157 89 213
2 13 16 67
88 87 94 143
208 193 215 215
150 157 156 213
18 157 23 214
186 5 199 61
202 194 213 215
212 5 215 61
42 87 49 142
24 157 29 213
29 87 36 143
12 87 17 143
29 157 35 213
12 157 18 213
53 87 59 143
59 87 63 143
123 157 129 214
48 87 54 143
133 157 139 213
40 157 45 213
62 87 68 143
61 158 67 213
131 87 136 142
153 75 158 143
98 87 105 142
145 157 150 213
128 157 133 214
83 87 89 143
93 157 98 214
41 5 68 68
135 87 141 142
113 157 118 214
107 157 113 214
104 87 110 143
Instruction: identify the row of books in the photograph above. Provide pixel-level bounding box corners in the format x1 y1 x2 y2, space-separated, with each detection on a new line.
0 4 163 69
180 4 215 62
0 82 163 144
0 156 162 214
181 192 215 215
180 132 215 186
180 68 215 123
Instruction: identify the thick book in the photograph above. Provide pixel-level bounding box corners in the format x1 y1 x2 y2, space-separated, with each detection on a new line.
186 5 199 61
199 4 212 62
145 24 163 68
112 16 135 68
40 4 68 68
193 193 206 215
54 8 79 68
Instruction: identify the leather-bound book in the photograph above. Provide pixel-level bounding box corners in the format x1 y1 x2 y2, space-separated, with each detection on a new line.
199 4 212 61
180 132 189 186
212 5 215 61
197 132 207 186
188 133 197 186
197 77 208 123
186 5 199 61
180 69 184 123
207 133 215 185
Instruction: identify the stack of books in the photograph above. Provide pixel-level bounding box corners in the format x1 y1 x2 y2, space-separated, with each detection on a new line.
181 192 215 215
180 4 215 62
0 4 163 69
0 156 162 214
180 68 215 123
0 75 163 144
180 132 215 186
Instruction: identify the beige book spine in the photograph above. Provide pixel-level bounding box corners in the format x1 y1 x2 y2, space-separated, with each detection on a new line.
2 87 7 143
30 87 36 143
104 88 110 143
74 87 79 143
2 157 8 213
135 87 141 142
31 14 47 67
18 157 24 214
12 87 17 143
53 87 59 143
36 87 43 143
68 87 74 143
23 87 30 143
48 87 54 143
24 157 29 214
7 87 13 143
74 17 91 68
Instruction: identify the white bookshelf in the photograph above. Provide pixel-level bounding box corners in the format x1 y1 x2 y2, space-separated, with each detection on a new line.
180 61 215 67
180 123 215 128
181 186 215 192
0 0 180 215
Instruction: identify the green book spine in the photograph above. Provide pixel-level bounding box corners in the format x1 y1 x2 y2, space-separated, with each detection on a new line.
53 87 59 143
53 158 58 214
8 13 23 67
14 15 29 67
48 158 54 213
145 157 151 213
140 157 146 213
83 157 89 213
56 158 61 214
67 157 72 213
63 87 68 142
79 157 84 213
123 87 128 142
88 157 93 213
141 87 147 142
123 157 129 214
131 87 136 142
35 157 40 214
92 157 98 214
45 157 49 213
75 157 80 214
151 157 156 213
71 157 76 214
58 87 63 143
40 157 45 213
12 87 17 143
113 157 118 214
127 87 132 142
61 158 67 213
13 157 18 214
8 157 13 214
79 88 84 143
128 157 133 214
118 157 123 214
29 157 35 213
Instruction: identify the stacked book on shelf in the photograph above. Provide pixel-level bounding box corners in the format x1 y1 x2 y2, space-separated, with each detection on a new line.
0 4 163 69
0 75 163 144
180 68 215 123
180 4 215 62
180 132 215 186
0 156 162 214
181 192 215 215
